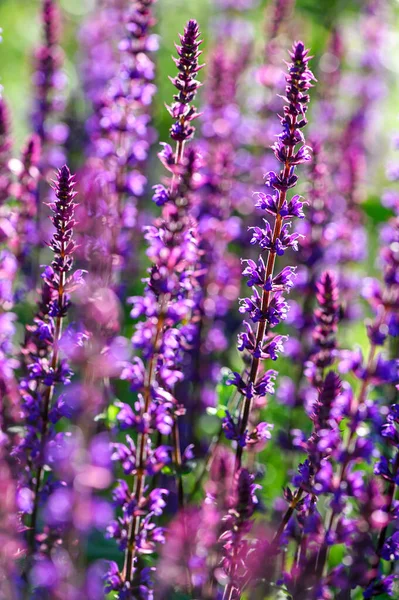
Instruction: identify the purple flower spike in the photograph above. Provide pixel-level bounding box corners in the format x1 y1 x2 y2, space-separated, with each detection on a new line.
305 270 340 386
14 165 83 593
106 19 203 598
79 0 158 289
220 41 314 599
226 41 314 467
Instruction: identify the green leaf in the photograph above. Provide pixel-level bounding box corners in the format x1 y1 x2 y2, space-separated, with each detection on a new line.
161 465 174 475
179 460 196 476
215 367 233 409
206 405 227 419
106 404 120 427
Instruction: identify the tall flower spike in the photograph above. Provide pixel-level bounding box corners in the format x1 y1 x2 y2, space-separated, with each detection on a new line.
15 134 42 285
221 41 314 599
305 270 340 387
81 0 158 288
105 21 203 599
275 280 342 598
15 166 82 592
298 186 399 592
225 41 315 470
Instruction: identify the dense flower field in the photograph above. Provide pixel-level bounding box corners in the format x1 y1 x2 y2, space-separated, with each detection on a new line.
1 0 399 598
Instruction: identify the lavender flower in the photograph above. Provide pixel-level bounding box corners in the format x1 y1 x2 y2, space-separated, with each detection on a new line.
219 40 314 600
287 231 398 595
225 41 315 469
83 0 158 286
14 135 42 284
15 166 82 592
304 270 340 386
105 21 203 598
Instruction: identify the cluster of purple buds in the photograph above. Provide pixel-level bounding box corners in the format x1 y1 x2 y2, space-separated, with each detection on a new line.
305 270 340 386
167 19 203 146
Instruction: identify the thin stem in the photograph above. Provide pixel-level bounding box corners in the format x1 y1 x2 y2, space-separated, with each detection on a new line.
172 419 184 509
272 487 304 544
222 583 235 600
188 385 242 503
170 139 185 193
